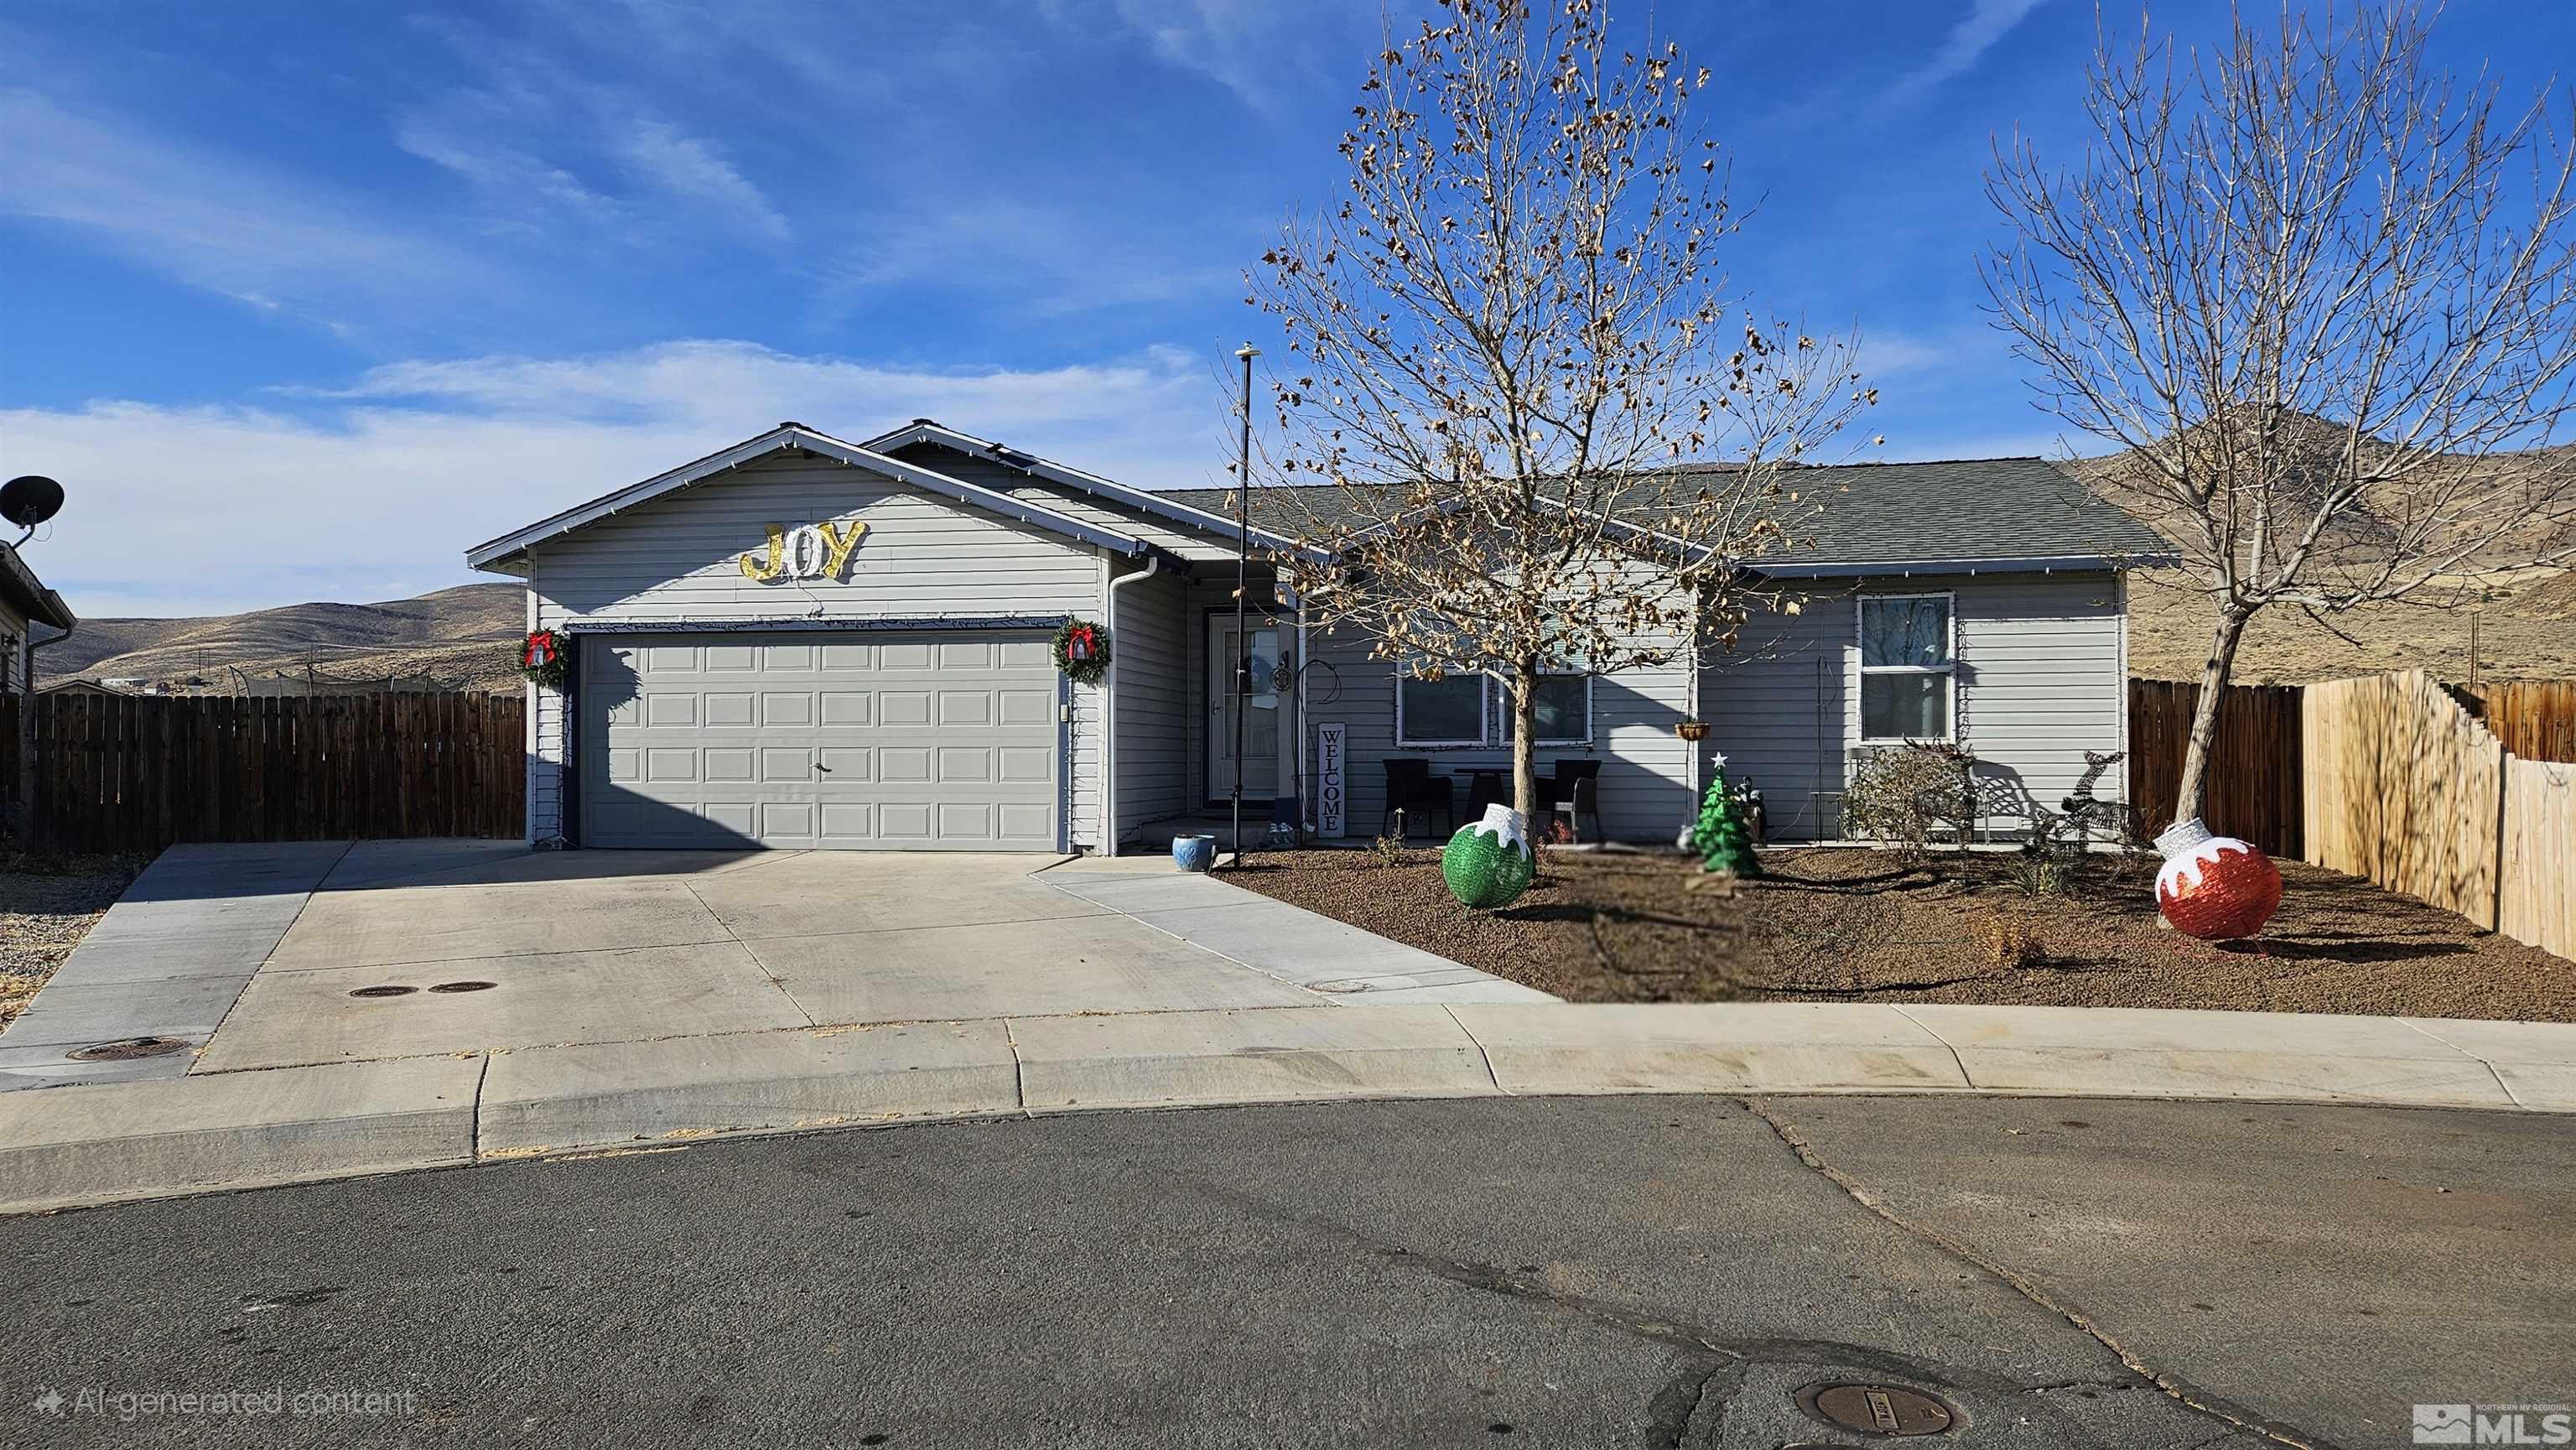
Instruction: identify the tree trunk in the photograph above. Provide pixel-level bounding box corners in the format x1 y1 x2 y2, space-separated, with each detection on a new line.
1509 656 1539 832
2170 605 2252 831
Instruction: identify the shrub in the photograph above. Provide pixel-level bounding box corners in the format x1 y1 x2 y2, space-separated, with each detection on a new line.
1973 904 2045 969
1843 744 1976 859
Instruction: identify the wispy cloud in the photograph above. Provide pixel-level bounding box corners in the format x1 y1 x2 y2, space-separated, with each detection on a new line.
811 200 1239 320
1888 0 2049 103
396 16 791 247
18 340 1231 616
0 86 484 321
609 118 787 242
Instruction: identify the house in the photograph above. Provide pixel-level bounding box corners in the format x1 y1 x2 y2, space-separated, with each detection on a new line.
38 679 127 699
465 420 2169 853
0 543 77 699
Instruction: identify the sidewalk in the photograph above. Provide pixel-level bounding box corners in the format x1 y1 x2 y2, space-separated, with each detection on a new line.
3 999 2568 1215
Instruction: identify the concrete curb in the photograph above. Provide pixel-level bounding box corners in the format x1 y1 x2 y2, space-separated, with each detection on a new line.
0 1057 479 1215
4 1003 2572 1215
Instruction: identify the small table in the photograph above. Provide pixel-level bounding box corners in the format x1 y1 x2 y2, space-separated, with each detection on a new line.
1464 769 1508 817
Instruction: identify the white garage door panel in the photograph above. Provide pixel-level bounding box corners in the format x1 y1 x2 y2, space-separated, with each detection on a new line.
580 631 1061 850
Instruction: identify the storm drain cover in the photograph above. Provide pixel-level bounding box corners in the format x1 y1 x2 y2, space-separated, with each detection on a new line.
67 1036 190 1062
1799 1383 1958 1437
349 985 418 999
428 981 496 994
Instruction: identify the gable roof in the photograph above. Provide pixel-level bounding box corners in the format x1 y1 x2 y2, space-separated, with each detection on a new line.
1161 456 2175 574
464 423 1160 571
862 418 1325 559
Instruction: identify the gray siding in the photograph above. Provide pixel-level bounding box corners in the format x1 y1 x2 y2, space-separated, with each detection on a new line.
523 454 1109 848
1111 568 1192 839
0 596 27 696
1305 618 1696 845
1701 572 2128 840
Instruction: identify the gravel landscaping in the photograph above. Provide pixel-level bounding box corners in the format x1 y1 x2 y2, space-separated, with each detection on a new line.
0 851 143 1031
1224 845 2576 1021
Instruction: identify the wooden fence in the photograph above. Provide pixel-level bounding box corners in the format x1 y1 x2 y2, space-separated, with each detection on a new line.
1 693 525 854
2463 678 2576 764
2126 679 2304 857
2302 670 2575 958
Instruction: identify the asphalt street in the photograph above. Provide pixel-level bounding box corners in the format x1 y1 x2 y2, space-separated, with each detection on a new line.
3 1094 2567 1449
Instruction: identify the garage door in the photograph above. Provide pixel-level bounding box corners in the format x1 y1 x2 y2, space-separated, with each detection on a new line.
579 631 1062 850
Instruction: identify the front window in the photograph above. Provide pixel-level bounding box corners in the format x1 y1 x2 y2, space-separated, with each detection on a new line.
1397 669 1591 746
1397 673 1486 745
1858 595 1953 740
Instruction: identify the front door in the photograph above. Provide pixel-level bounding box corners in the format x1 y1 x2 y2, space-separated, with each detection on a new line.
1207 616 1280 804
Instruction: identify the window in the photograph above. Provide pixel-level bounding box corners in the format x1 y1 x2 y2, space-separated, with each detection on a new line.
1504 673 1592 744
1397 673 1486 746
1858 595 1953 741
1395 670 1592 746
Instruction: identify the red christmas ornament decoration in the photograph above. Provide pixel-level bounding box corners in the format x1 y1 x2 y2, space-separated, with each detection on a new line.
2153 817 2283 941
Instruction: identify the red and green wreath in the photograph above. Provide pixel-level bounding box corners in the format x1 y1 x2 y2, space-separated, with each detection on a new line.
1052 619 1111 685
519 630 569 690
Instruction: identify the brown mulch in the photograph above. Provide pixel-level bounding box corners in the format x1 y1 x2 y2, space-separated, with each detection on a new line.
1225 846 2576 1021
0 850 145 1031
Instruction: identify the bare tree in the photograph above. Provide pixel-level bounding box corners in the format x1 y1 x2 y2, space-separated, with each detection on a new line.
1250 0 1876 831
1985 3 2576 829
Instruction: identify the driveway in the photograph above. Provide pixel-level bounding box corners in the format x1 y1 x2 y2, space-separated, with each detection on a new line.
0 839 1547 1087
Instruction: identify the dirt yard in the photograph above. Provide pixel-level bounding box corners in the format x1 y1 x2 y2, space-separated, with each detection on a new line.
1227 845 2576 1021
0 852 143 1031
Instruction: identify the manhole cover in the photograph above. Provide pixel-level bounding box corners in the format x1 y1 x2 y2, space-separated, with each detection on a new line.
349 985 418 998
1798 1383 1958 1437
67 1036 190 1062
428 980 496 994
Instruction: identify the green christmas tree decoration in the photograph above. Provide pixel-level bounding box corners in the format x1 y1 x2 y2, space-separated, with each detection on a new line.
1691 752 1761 877
1443 804 1536 908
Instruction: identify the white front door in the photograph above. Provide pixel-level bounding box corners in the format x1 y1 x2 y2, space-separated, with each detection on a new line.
1208 616 1280 804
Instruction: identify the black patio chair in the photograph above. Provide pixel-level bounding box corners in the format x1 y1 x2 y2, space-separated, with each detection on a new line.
1537 758 1602 817
1380 758 1455 839
1548 763 1606 844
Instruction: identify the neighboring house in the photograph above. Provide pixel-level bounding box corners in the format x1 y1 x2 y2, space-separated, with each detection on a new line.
38 679 127 699
0 543 77 700
465 420 2170 853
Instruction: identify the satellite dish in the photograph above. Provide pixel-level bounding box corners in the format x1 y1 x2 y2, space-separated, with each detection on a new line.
0 476 64 532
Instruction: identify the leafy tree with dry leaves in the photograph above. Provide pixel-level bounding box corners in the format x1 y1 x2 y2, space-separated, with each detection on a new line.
1249 0 1877 830
1984 3 2576 829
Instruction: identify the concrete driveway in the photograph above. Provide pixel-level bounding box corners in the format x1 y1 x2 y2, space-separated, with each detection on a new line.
1 839 1546 1087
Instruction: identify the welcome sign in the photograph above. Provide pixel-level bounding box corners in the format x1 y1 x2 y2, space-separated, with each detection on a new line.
741 520 869 582
1317 723 1347 838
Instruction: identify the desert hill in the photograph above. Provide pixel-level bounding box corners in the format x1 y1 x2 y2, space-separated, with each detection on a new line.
44 584 525 694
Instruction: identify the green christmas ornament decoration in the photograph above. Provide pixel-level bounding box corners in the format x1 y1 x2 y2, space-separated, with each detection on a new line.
1442 804 1536 909
1691 752 1761 877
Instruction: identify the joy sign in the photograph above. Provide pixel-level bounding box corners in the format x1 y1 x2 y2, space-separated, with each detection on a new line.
741 520 870 582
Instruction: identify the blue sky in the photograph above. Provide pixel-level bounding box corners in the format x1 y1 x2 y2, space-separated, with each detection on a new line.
3 0 2567 616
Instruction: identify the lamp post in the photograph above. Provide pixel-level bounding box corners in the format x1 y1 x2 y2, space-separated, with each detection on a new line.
1231 343 1256 868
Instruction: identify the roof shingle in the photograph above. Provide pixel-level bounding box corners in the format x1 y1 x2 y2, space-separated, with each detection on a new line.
1161 456 2168 570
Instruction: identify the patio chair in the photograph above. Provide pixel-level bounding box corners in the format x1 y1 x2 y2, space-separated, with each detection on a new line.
1380 758 1455 839
1536 759 1602 816
1549 772 1605 845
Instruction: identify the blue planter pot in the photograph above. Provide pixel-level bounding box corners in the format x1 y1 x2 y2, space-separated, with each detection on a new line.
1172 834 1218 872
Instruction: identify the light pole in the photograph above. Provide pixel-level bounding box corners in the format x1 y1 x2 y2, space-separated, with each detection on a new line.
1231 342 1256 868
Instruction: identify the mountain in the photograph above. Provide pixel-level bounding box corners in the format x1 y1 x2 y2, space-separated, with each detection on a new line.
42 584 526 694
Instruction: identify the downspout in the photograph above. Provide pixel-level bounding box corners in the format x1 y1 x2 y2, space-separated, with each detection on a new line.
19 621 71 841
1102 554 1162 858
